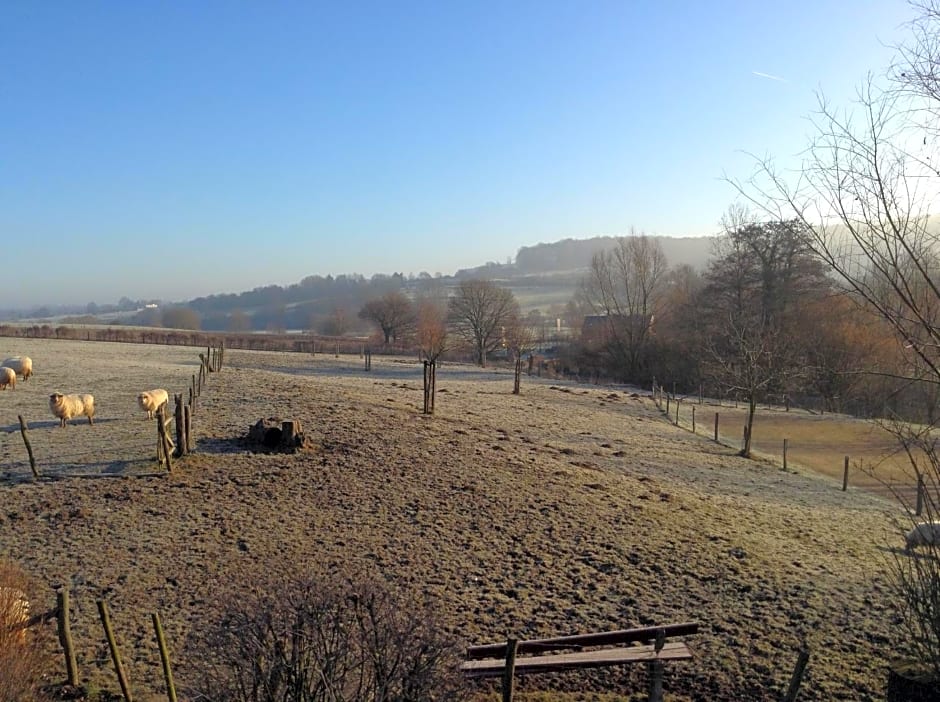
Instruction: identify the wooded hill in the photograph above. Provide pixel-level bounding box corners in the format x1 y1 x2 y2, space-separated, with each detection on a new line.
3 234 714 333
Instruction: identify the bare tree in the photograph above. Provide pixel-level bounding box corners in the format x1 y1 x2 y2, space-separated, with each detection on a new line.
730 1 940 679
504 315 536 394
415 299 449 414
359 291 414 345
579 232 668 381
320 306 350 337
448 280 519 367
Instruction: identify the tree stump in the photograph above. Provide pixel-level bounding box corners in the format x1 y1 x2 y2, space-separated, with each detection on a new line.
248 417 311 453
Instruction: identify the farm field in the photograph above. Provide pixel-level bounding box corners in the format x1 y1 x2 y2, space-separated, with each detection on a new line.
672 400 923 498
0 338 912 701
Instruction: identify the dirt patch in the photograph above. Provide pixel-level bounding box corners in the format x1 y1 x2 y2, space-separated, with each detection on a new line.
0 339 909 700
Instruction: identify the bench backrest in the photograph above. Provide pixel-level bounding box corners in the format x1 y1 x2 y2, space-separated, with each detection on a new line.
466 621 700 660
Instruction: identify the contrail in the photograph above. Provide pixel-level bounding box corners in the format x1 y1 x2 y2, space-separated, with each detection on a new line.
752 70 787 82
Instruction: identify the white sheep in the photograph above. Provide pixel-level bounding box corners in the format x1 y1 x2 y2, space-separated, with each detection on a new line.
49 392 96 427
137 389 169 419
0 586 29 644
0 367 15 391
905 521 940 552
1 356 32 381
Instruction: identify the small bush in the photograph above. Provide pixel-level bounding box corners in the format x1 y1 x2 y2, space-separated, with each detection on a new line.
0 560 51 702
193 572 468 702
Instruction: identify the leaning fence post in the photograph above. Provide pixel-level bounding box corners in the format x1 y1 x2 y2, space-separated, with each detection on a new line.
57 589 78 686
782 649 810 702
157 405 173 473
501 638 518 702
152 612 178 702
17 415 39 479
97 600 134 702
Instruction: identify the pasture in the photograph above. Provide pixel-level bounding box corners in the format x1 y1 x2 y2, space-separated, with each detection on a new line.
0 339 913 700
673 400 925 498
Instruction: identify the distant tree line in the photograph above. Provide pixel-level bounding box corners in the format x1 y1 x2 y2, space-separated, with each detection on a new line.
562 224 933 427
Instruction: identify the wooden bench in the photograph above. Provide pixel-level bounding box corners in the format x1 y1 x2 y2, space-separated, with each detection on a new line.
462 621 699 702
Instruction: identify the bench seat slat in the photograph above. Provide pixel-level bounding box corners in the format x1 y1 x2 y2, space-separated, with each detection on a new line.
461 641 693 678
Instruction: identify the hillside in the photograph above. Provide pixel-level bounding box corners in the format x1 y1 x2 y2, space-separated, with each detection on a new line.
0 339 904 701
1 234 714 330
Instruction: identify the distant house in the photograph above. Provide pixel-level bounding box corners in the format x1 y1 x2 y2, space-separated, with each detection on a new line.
580 313 655 347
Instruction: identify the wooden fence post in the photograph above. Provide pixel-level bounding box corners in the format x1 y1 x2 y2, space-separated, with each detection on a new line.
174 394 185 457
692 406 696 433
648 658 664 702
152 612 178 702
157 406 173 473
783 649 810 702
501 638 518 702
783 439 788 471
57 589 78 686
666 395 670 416
842 456 849 491
675 398 680 426
714 413 719 442
97 600 134 702
17 415 39 479
184 404 192 453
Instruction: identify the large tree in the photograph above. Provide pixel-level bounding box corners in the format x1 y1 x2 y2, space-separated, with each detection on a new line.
733 1 940 676
448 279 519 367
358 291 414 344
699 211 830 456
578 232 668 382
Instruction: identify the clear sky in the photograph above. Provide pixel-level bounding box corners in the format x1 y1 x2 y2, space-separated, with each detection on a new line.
1 1 914 308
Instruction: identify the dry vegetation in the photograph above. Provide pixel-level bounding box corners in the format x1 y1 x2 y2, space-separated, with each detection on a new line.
0 339 911 700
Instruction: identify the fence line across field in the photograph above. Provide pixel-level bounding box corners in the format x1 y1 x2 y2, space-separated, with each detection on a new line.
11 344 223 480
651 382 933 511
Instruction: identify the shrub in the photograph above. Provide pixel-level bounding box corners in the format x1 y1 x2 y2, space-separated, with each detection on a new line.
193 573 468 702
0 560 51 702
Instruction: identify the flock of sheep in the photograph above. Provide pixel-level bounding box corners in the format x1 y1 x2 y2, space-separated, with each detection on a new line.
0 354 169 427
0 357 173 648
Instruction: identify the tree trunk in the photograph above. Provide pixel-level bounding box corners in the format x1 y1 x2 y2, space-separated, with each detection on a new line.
741 396 757 457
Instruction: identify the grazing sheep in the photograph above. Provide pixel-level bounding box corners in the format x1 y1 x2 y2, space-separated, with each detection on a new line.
49 392 95 427
0 367 15 391
137 388 169 419
1 356 32 381
905 521 940 552
0 586 29 644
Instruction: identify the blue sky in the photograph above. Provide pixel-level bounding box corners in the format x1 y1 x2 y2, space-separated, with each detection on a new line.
1 1 913 307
